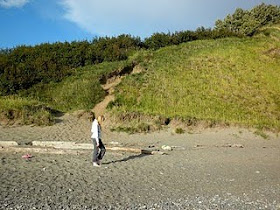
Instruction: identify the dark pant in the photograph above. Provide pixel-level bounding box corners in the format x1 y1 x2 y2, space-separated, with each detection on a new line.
92 138 106 162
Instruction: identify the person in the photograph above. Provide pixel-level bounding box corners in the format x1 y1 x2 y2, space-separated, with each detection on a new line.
91 114 106 167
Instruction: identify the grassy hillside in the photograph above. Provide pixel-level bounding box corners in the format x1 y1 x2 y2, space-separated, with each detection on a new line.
0 96 54 126
0 60 131 125
18 61 131 112
111 26 280 131
1 26 279 130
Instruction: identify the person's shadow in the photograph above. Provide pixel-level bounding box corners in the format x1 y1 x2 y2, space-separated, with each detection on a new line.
103 153 149 165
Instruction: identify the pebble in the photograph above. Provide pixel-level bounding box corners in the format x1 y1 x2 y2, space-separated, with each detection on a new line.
161 145 172 151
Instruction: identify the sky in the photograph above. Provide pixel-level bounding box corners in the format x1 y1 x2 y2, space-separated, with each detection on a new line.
0 0 280 48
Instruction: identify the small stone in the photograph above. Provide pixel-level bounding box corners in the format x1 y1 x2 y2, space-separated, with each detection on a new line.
232 144 244 148
161 145 172 151
194 145 204 148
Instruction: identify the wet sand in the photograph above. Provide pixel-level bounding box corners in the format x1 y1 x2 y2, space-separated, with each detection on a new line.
0 115 280 209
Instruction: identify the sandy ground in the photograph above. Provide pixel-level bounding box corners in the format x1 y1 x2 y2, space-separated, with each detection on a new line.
0 115 280 209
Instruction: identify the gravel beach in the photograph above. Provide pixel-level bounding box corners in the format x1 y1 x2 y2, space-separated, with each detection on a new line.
1 115 279 209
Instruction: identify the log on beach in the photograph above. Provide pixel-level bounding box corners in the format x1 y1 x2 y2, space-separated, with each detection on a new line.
0 141 165 155
0 146 85 155
32 141 92 150
0 141 18 147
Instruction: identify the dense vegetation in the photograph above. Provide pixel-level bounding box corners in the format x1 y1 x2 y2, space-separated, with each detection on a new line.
18 61 131 112
0 28 242 96
215 3 280 36
1 4 279 96
0 3 279 128
0 60 134 126
111 26 280 131
0 35 141 95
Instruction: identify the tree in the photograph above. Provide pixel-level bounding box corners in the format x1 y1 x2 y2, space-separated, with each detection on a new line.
215 3 280 36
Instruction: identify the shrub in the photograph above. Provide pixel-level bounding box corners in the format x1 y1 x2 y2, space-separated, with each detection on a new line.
175 128 185 134
0 35 141 95
215 4 280 36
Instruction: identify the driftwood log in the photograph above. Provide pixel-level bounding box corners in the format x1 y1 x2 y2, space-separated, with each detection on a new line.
0 141 166 155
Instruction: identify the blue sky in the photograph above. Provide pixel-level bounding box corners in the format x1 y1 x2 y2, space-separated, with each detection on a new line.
1 0 279 48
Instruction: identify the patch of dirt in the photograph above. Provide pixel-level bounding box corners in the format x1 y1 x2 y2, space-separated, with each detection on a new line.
102 76 123 92
265 48 280 58
93 63 143 117
132 64 145 74
92 95 115 117
72 110 94 121
99 64 135 85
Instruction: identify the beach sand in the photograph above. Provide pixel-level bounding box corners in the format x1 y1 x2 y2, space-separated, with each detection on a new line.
1 114 280 209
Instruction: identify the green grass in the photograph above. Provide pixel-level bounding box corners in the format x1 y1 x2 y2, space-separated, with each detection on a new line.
0 96 54 126
112 27 280 131
0 60 132 125
254 130 270 139
175 128 185 134
18 60 131 112
1 26 280 130
257 24 280 40
110 122 151 134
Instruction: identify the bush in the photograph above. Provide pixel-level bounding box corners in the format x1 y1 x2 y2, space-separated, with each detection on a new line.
215 4 280 36
0 35 141 95
175 128 185 134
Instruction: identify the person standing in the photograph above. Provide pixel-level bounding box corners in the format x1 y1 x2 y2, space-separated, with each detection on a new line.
91 115 106 167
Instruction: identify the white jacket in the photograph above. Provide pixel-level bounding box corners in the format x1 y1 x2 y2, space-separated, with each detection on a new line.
91 119 101 144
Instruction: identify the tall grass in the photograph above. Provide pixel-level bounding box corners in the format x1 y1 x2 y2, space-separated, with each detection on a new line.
19 61 131 112
1 27 279 129
0 96 54 126
0 60 131 125
112 27 280 131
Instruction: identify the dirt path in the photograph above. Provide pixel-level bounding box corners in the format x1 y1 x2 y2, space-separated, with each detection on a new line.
92 94 115 118
92 66 128 117
92 64 143 117
92 76 122 117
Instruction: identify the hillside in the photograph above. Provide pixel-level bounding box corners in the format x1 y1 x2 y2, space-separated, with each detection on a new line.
0 26 279 131
0 60 132 125
109 26 280 131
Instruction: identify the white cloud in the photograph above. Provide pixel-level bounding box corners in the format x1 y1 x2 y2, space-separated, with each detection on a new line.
60 0 196 38
0 0 29 8
59 0 278 38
